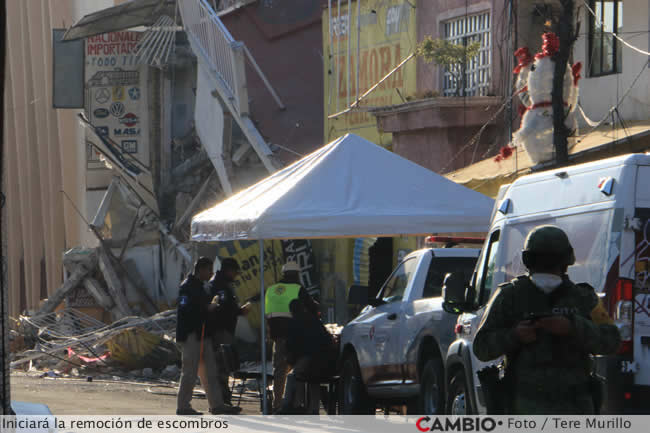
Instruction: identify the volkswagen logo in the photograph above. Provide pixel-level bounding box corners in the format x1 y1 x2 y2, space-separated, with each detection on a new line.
110 102 125 118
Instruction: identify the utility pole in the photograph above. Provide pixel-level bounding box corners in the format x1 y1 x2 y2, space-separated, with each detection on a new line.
551 0 576 166
0 0 11 416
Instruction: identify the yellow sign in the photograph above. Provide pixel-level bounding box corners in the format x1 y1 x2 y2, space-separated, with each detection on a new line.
217 240 285 330
323 0 417 145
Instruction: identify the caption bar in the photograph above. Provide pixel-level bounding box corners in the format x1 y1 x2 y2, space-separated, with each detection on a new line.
0 415 646 433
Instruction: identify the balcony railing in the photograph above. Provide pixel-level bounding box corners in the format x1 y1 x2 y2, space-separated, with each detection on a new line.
178 0 243 111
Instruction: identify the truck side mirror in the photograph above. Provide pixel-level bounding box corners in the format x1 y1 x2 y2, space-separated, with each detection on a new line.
442 272 470 314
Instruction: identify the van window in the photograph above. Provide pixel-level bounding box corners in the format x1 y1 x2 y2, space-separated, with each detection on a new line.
422 256 478 298
474 230 500 306
381 257 417 303
500 209 614 292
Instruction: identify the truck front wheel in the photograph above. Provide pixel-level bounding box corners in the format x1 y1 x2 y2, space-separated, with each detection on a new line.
340 353 373 414
447 369 471 415
418 358 445 414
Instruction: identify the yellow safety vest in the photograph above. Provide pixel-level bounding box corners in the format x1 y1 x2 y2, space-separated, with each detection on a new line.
265 283 301 318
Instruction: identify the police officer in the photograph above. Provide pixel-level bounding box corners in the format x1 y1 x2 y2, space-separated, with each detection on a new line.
209 258 250 405
265 261 319 413
473 225 621 414
176 257 241 415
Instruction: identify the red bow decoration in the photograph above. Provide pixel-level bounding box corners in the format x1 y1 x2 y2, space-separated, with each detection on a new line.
513 47 533 74
494 145 516 163
572 62 582 86
535 32 560 59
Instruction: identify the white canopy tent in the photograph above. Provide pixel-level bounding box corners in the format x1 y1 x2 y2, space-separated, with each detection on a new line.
190 133 494 413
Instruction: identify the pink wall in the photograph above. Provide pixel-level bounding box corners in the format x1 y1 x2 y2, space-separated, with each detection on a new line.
372 0 516 175
375 97 503 173
220 2 325 164
416 0 509 97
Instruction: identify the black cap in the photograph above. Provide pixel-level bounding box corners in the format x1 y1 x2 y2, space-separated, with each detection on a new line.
221 258 241 272
195 256 214 273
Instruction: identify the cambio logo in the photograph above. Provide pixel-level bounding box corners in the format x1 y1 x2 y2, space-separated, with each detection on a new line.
416 417 498 432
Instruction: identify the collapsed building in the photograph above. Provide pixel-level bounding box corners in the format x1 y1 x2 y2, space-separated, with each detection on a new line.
38 0 325 329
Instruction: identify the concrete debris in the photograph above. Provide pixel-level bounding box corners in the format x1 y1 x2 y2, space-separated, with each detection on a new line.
171 147 208 181
142 368 154 378
82 277 115 311
97 247 134 318
38 250 98 316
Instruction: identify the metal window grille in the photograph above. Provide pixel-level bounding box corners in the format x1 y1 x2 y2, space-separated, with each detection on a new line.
442 12 491 97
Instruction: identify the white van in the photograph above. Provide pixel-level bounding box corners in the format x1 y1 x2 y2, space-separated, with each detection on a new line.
443 153 650 414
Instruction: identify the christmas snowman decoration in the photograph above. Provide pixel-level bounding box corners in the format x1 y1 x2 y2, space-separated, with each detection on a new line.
512 33 582 164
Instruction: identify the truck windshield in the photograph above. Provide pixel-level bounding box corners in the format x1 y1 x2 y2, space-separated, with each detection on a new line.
422 256 478 299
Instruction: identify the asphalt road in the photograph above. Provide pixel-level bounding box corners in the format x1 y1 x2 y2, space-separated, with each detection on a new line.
11 373 263 415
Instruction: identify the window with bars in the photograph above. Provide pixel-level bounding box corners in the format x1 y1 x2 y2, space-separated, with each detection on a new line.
588 0 623 76
442 12 491 97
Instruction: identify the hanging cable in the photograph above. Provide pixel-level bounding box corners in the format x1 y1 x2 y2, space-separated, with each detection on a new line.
583 0 650 56
572 57 649 147
440 86 526 173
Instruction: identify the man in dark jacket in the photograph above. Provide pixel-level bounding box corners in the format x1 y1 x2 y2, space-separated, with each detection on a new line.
277 299 336 414
176 257 241 415
209 258 250 405
265 261 319 412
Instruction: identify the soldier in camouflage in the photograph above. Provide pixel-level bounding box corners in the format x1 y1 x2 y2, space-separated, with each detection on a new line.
473 225 621 414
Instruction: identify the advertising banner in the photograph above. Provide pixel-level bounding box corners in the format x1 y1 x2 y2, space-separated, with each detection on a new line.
84 31 149 185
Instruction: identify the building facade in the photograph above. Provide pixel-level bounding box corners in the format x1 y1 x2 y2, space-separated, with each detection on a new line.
3 0 119 315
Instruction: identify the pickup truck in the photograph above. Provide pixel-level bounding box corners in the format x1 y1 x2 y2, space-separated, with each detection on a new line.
338 245 480 414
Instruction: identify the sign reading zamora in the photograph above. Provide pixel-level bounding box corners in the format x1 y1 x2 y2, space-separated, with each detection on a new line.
323 0 416 145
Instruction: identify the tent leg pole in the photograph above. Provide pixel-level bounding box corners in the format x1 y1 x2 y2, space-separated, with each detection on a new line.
260 239 267 415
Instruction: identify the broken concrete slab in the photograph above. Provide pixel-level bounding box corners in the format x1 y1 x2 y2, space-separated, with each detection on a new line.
38 251 98 315
97 248 133 318
82 278 115 312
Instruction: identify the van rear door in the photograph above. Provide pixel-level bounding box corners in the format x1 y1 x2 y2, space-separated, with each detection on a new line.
633 166 650 386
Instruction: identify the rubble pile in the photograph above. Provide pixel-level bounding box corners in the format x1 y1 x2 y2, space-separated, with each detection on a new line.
11 308 180 382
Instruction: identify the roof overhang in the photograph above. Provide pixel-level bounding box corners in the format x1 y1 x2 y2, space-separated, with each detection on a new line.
445 120 650 198
63 0 177 41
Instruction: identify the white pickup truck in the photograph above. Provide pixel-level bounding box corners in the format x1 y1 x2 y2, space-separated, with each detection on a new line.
338 244 480 414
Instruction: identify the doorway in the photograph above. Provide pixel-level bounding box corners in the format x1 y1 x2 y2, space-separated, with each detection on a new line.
368 237 393 300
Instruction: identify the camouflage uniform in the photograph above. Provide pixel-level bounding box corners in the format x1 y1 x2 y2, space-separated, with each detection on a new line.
473 226 621 414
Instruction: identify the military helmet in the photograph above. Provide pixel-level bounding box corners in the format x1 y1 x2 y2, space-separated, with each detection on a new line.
522 225 575 268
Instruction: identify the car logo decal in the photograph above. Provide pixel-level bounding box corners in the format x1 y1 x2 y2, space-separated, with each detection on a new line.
119 113 139 127
110 102 125 118
93 108 109 119
95 88 110 104
128 87 140 100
